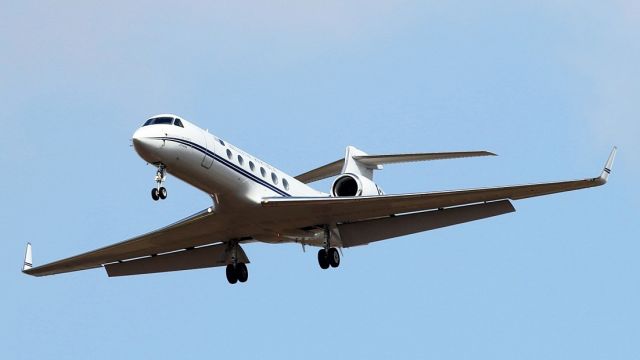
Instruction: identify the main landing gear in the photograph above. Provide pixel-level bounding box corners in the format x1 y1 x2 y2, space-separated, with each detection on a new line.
151 164 168 201
317 226 340 270
317 248 340 269
226 241 249 284
226 263 249 284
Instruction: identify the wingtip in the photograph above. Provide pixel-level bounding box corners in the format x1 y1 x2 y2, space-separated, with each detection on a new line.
22 243 33 273
598 146 617 183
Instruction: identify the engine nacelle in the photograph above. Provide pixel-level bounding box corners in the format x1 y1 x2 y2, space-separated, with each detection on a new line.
331 173 383 197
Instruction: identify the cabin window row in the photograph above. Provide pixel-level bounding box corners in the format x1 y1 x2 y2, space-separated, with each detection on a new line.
223 147 290 191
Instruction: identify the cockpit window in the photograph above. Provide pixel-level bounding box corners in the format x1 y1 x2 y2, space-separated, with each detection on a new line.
143 117 174 126
174 119 184 128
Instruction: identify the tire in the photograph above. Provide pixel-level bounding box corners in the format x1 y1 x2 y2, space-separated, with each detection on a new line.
236 263 248 283
159 187 168 200
226 264 238 284
318 249 330 269
151 188 159 201
328 248 340 268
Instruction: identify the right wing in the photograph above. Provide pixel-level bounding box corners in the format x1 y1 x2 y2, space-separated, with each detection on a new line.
22 208 250 277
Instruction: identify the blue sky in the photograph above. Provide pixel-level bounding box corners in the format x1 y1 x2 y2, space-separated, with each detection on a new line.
2 1 639 359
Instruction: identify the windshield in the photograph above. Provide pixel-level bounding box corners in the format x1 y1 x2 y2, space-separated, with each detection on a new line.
143 117 174 126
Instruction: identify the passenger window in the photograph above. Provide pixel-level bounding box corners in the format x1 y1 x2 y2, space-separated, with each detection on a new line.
282 178 289 191
237 155 244 165
249 161 255 172
226 149 232 159
260 167 266 177
174 119 184 128
271 173 279 185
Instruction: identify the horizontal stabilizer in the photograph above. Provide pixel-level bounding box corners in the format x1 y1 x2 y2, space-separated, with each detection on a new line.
338 200 515 247
354 151 496 166
104 243 249 277
295 150 495 183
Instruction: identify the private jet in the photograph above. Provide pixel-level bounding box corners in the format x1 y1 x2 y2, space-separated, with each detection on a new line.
22 114 617 284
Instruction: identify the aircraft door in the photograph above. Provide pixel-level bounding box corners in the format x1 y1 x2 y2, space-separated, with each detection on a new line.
201 133 215 169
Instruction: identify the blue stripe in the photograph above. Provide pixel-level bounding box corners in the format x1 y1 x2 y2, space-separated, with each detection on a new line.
154 137 291 197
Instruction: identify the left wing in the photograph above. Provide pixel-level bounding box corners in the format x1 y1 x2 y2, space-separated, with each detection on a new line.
264 147 616 227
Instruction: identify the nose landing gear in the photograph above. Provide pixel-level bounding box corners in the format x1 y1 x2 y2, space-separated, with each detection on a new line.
151 165 168 201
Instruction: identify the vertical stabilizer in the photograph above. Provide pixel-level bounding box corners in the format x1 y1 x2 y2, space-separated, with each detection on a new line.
23 243 32 272
341 146 381 180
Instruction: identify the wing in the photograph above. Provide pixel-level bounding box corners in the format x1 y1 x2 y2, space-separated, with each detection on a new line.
266 147 616 229
295 151 496 183
23 208 250 277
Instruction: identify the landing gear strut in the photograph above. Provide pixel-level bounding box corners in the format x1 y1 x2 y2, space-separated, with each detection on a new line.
317 226 340 270
151 164 168 201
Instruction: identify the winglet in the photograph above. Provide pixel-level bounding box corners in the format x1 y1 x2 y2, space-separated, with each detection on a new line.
22 243 33 272
598 146 617 184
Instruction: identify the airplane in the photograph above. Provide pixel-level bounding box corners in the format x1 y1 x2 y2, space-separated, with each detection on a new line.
22 114 617 284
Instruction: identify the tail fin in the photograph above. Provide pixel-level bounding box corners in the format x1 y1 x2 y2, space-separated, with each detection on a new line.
341 146 380 180
22 243 32 272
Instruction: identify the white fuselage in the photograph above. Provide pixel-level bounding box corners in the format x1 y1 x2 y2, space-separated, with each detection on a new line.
132 115 326 209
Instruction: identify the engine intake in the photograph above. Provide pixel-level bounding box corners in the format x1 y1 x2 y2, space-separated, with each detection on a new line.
331 173 382 197
332 174 361 196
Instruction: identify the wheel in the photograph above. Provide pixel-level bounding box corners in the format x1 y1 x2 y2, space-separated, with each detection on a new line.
151 188 159 201
236 263 248 283
226 264 238 284
159 187 168 200
328 248 340 268
318 249 330 269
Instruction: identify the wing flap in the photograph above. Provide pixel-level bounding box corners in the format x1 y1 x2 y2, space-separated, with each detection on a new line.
104 243 249 277
338 200 515 247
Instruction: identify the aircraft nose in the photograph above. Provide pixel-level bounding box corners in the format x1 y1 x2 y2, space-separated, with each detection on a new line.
132 128 161 163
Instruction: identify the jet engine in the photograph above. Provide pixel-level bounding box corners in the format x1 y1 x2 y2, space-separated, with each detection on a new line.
331 173 383 197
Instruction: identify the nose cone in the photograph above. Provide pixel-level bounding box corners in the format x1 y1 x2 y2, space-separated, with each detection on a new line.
132 127 162 163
